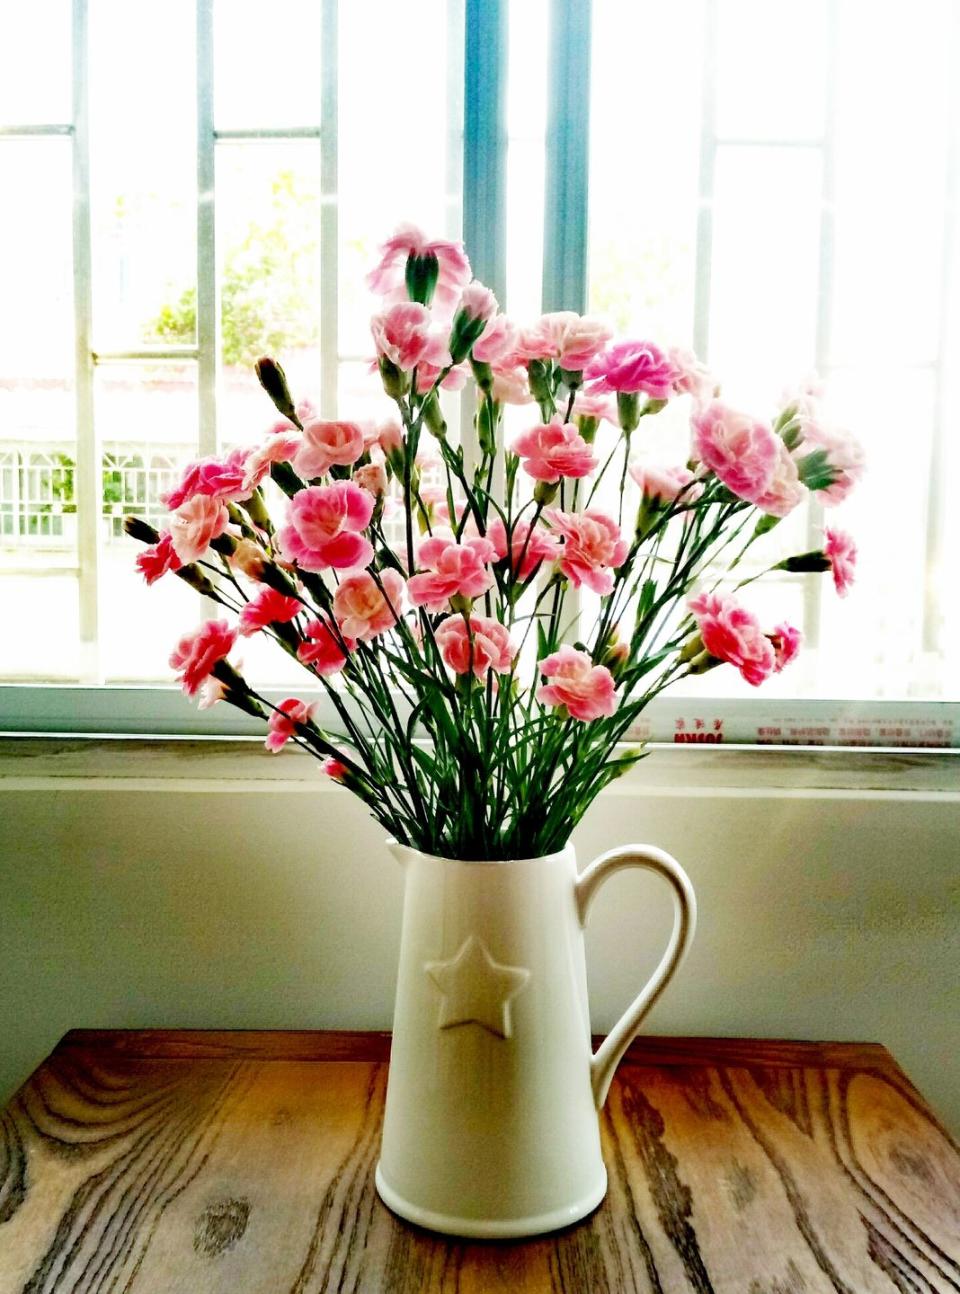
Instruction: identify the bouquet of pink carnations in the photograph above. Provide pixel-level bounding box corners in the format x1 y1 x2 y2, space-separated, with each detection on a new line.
126 225 863 860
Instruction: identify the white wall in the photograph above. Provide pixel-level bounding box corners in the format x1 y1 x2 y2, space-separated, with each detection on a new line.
1 744 958 1132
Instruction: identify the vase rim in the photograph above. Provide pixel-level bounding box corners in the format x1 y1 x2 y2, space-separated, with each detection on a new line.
386 837 574 868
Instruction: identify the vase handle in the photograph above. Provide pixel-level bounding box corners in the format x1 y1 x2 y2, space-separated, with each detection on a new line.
575 844 697 1109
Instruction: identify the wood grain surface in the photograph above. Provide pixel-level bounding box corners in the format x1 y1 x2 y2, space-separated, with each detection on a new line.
0 1031 957 1293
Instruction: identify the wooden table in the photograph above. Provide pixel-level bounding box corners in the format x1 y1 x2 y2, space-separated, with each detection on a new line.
0 1031 957 1292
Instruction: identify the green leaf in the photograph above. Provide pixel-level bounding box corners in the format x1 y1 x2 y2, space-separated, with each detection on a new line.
796 447 840 492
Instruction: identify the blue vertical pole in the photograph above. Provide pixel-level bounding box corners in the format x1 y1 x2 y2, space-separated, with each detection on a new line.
462 0 507 302
541 0 592 313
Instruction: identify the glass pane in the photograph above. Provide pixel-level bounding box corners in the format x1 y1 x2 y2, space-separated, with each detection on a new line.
0 0 71 126
89 0 196 349
715 0 828 141
0 137 79 682
588 0 703 341
214 0 323 130
98 363 200 682
708 146 822 404
216 141 324 441
339 0 460 360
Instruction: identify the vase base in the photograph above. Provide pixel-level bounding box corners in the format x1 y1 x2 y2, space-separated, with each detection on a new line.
374 1162 608 1239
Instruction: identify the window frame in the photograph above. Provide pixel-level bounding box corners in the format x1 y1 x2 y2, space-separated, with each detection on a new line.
1 0 959 751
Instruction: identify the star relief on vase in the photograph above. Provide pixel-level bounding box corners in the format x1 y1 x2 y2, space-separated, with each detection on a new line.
425 934 531 1040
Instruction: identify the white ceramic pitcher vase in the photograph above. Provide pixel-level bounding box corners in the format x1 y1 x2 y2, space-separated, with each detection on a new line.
375 839 697 1238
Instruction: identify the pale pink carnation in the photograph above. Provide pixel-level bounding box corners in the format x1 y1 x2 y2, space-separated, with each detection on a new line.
490 365 532 404
407 535 497 612
629 461 703 505
780 374 826 420
136 531 181 584
456 280 498 323
753 441 806 518
688 591 775 687
169 493 229 564
472 314 517 365
536 645 616 721
669 346 717 405
371 301 433 370
162 448 251 509
572 391 617 423
378 420 404 458
486 516 559 581
512 419 598 483
435 613 516 678
242 432 303 491
277 482 375 573
197 675 227 710
353 463 388 497
824 527 857 597
795 420 865 506
333 568 405 641
239 586 302 637
768 622 803 672
584 340 677 398
169 619 237 697
297 616 354 674
366 223 472 316
515 312 612 371
546 508 629 596
292 420 366 479
265 698 317 753
414 332 469 393
692 401 779 503
420 487 467 528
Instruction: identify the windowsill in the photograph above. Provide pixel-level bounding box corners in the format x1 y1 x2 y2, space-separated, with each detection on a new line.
0 735 956 796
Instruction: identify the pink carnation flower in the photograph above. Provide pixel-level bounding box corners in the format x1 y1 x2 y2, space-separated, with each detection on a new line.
456 281 498 324
366 223 472 317
292 420 366 479
516 312 612 371
546 508 629 595
353 463 388 497
169 493 229 564
490 365 532 405
265 698 317 753
668 346 717 405
169 619 237 697
629 461 702 505
136 531 181 584
242 432 303 491
239 587 302 637
162 448 252 509
278 482 375 573
371 301 433 371
753 441 806 518
333 568 405 641
584 340 677 398
768 622 803 672
512 419 598 483
378 420 404 458
414 332 469 393
536 645 616 721
407 534 497 613
691 401 779 504
322 756 349 781
795 420 866 506
298 615 354 674
435 613 516 678
472 314 517 365
572 391 617 423
824 527 857 596
688 591 775 687
486 516 559 581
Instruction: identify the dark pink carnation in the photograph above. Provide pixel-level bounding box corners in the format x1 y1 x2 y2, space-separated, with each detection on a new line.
136 531 181 585
688 591 775 687
169 620 237 697
824 527 857 596
239 587 302 637
584 340 677 398
277 482 375 573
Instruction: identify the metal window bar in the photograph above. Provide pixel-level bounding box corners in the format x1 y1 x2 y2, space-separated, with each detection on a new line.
71 0 99 682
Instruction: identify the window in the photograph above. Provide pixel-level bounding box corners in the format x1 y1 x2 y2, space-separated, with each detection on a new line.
2 0 958 748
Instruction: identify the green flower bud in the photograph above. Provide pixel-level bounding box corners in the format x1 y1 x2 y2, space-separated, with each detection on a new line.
617 391 641 433
405 251 440 306
255 357 301 428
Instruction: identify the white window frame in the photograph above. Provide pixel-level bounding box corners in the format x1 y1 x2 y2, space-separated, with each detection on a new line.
1 0 959 751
